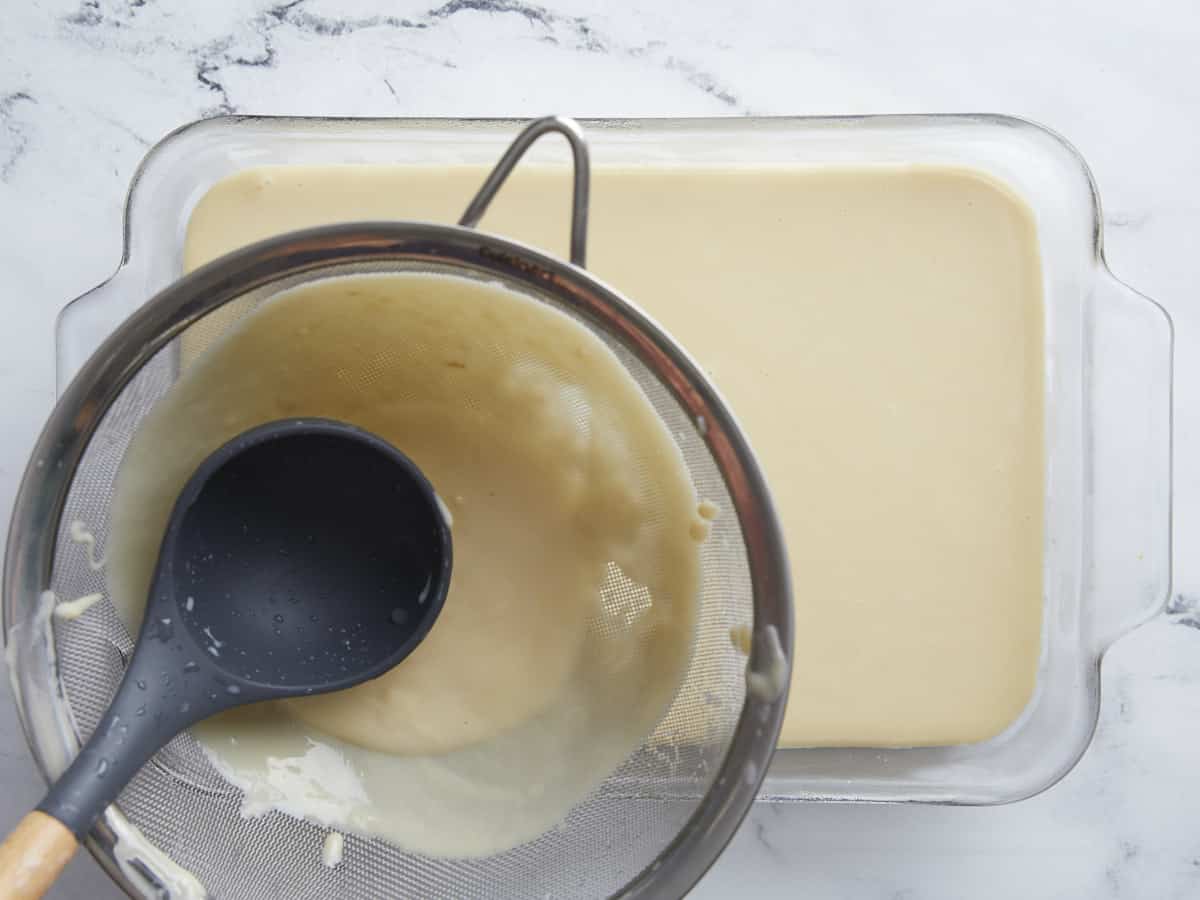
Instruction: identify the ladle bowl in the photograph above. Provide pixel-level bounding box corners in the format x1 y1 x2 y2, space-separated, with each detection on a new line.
0 418 451 897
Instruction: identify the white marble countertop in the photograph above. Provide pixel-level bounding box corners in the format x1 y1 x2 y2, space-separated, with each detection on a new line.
2 1 1199 897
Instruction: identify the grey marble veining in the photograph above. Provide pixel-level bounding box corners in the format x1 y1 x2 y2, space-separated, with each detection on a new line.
2 1 1200 897
0 91 38 181
43 0 748 120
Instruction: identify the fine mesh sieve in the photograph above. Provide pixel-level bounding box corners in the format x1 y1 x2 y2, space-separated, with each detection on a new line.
4 117 792 898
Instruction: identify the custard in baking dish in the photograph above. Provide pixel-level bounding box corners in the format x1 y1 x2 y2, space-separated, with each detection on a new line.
181 161 1044 748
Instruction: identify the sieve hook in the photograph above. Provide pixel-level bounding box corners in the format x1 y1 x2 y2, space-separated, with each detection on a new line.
458 116 590 268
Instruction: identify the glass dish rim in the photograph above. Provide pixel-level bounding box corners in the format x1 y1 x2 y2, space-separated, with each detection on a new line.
39 111 1177 809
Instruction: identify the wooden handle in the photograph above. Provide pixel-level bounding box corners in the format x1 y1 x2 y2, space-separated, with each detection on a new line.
0 811 78 900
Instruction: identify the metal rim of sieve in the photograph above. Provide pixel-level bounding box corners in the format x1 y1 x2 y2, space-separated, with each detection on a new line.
3 116 793 899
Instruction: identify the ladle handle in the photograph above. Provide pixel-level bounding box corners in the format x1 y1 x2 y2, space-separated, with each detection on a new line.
0 811 77 900
458 115 591 268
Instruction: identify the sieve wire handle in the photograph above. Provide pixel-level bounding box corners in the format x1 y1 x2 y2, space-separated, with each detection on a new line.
458 116 590 268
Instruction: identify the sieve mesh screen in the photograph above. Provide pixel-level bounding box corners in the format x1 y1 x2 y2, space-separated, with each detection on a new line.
47 262 754 899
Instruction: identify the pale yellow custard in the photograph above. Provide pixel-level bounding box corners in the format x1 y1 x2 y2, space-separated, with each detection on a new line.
182 162 1045 749
107 272 704 856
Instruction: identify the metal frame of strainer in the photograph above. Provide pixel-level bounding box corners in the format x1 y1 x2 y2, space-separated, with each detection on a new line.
3 116 794 899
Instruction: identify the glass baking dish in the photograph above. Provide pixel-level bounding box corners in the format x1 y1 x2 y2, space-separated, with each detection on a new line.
53 115 1172 808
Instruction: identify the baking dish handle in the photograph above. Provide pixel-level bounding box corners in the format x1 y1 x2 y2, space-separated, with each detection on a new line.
1085 267 1173 653
55 266 141 395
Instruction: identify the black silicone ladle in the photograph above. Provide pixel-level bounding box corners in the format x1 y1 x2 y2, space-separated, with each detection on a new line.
0 418 451 896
